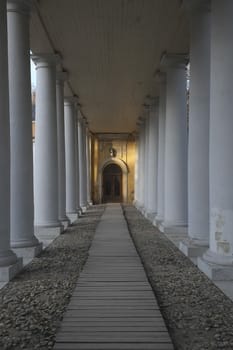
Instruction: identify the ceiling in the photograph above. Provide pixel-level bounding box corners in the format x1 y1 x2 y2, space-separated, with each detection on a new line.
30 0 189 133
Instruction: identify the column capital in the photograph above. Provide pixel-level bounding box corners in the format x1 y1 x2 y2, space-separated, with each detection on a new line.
154 70 166 84
31 53 61 69
64 95 78 107
182 0 210 15
160 52 188 69
56 70 69 84
7 0 35 15
146 95 159 107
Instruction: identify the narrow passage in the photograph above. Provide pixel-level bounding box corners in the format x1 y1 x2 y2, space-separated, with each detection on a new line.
54 203 173 350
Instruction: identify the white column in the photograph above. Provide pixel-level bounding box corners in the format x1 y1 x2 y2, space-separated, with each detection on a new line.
56 72 70 228
64 97 78 222
33 53 63 238
0 0 22 279
137 120 146 209
198 0 233 280
78 116 88 210
180 0 210 257
160 54 188 234
143 112 150 214
74 111 81 214
7 0 42 261
154 72 166 225
86 129 92 205
133 133 139 205
146 98 159 221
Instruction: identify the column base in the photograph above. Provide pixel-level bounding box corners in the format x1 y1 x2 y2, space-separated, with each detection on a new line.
159 221 188 235
61 219 70 230
145 212 157 223
12 243 43 266
198 250 233 281
153 215 163 227
81 206 87 212
35 224 64 241
66 212 78 223
0 258 23 282
179 239 208 258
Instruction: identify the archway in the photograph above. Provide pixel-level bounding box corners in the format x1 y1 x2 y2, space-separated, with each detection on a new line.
99 158 129 203
102 164 122 203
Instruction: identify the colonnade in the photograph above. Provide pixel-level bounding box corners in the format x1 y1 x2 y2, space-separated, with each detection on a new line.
135 0 233 281
0 0 91 281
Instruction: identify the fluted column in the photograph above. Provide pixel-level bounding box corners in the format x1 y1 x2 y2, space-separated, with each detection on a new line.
64 97 78 222
160 54 188 234
180 0 210 257
7 0 42 261
56 72 70 228
0 0 22 280
32 53 63 238
78 115 88 210
146 98 159 222
198 0 233 280
154 72 166 226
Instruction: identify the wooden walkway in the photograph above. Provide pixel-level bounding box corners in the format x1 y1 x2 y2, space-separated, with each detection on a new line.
54 204 174 350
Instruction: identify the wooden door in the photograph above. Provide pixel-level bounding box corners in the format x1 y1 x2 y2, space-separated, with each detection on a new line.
102 164 122 203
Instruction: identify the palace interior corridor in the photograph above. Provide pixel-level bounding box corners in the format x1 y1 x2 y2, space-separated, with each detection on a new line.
1 0 233 348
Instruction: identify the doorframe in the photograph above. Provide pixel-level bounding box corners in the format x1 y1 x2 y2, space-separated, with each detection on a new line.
99 158 129 203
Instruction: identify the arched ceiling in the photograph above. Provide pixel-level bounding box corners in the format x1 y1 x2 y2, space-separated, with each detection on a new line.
30 0 189 133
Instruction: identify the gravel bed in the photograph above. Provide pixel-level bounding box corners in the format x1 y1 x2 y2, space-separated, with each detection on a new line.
0 205 105 350
123 205 233 350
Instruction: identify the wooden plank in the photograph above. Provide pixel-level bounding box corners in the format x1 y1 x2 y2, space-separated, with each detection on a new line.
54 204 173 350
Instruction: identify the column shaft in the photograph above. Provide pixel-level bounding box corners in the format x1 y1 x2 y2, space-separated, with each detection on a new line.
74 113 80 212
33 54 62 235
7 0 40 253
0 0 20 273
161 56 188 232
64 98 77 221
180 0 210 257
138 122 145 208
198 0 233 279
146 100 159 219
78 116 87 209
155 74 166 224
143 114 150 213
56 72 69 227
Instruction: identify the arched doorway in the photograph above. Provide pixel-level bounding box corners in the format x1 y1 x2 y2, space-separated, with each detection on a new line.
102 164 122 203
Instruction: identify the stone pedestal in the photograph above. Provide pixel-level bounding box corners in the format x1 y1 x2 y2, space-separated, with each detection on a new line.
198 0 233 280
7 0 42 260
160 54 188 234
32 53 63 237
0 0 22 281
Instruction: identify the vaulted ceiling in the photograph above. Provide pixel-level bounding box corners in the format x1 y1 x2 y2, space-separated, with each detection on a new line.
30 0 189 133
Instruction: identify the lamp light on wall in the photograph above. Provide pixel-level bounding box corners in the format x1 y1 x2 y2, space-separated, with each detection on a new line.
109 147 116 157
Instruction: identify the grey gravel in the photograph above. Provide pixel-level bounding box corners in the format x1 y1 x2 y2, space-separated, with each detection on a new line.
0 205 105 350
123 205 233 350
